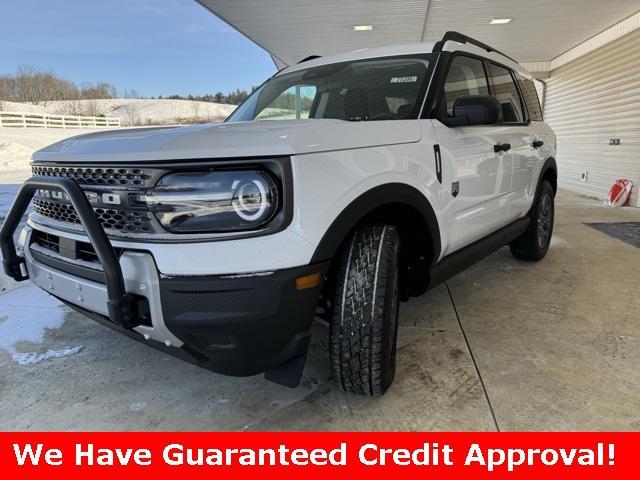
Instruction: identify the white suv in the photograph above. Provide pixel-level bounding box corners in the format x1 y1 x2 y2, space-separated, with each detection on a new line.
1 32 556 395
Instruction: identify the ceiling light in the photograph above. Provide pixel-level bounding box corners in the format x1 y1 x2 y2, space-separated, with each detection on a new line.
490 18 512 24
353 25 374 31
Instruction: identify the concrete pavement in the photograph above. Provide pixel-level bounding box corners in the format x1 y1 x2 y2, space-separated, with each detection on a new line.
1 191 639 431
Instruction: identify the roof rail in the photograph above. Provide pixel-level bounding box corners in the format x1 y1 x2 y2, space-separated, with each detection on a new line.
432 31 518 63
298 55 322 64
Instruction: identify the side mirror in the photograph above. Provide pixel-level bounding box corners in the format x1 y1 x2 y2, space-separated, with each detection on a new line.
442 95 503 127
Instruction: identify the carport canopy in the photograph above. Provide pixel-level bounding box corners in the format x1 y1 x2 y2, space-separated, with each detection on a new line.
196 0 640 76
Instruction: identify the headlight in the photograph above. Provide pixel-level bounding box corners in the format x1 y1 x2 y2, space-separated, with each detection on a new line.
143 170 279 233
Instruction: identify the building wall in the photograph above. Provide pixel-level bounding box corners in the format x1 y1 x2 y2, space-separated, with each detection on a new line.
544 28 640 206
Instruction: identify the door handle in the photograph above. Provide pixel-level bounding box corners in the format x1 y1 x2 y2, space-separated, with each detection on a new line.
532 140 544 148
494 143 511 153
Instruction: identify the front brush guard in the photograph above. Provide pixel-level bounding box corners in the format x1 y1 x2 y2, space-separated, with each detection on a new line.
0 176 139 329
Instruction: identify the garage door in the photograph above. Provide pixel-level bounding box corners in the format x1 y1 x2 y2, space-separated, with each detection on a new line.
544 28 640 207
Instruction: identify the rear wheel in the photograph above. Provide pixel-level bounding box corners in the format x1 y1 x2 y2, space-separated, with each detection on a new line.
510 180 555 261
330 225 400 396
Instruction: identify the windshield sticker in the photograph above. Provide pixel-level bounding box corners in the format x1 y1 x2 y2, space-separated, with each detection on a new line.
390 76 418 83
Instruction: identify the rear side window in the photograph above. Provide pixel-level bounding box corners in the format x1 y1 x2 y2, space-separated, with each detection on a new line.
488 63 524 123
516 74 543 121
443 56 489 116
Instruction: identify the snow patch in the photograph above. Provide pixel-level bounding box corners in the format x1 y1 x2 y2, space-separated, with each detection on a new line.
129 402 146 412
12 346 83 366
0 101 50 114
2 99 236 126
0 283 82 365
0 98 236 178
0 127 98 181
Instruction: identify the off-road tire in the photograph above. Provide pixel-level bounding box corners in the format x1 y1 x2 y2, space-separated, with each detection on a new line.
330 224 401 396
510 179 555 261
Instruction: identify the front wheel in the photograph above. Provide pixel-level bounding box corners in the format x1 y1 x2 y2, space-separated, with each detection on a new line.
510 180 555 261
330 224 401 396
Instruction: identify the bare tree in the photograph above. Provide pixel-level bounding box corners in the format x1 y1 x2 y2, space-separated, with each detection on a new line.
191 101 201 119
14 66 43 104
81 82 117 100
122 103 140 126
82 99 103 117
122 88 140 99
0 67 117 106
54 99 82 116
53 84 82 115
0 76 16 102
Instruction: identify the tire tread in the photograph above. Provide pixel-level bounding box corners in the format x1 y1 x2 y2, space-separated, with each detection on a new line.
330 225 400 396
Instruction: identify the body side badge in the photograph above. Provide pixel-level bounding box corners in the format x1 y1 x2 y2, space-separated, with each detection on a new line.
433 144 443 184
451 181 460 198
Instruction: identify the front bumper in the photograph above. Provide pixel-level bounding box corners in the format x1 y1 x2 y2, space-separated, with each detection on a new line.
24 227 329 378
158 261 329 376
1 176 328 382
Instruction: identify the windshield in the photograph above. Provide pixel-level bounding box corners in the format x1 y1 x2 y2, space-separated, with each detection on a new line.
227 55 431 123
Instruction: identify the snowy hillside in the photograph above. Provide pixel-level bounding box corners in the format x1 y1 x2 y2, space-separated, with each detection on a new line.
0 128 100 182
1 101 49 114
0 98 239 180
1 98 237 126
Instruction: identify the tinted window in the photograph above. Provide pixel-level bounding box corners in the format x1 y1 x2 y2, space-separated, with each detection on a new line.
516 74 543 121
443 56 489 116
488 63 524 123
228 56 430 122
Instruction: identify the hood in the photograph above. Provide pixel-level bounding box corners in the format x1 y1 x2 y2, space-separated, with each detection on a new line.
31 120 422 163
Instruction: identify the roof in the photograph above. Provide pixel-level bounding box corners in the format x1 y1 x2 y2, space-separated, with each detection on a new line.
280 42 436 74
276 38 533 79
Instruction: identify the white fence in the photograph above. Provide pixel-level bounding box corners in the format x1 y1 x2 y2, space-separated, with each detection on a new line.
0 111 121 129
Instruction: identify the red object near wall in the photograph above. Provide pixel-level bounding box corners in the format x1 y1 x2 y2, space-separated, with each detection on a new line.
605 179 633 207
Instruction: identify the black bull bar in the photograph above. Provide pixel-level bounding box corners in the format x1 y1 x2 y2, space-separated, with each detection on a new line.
0 176 139 328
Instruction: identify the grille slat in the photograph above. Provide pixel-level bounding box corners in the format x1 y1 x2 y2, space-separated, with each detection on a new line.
32 165 153 187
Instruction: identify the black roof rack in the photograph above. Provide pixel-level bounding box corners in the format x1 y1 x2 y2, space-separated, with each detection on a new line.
432 31 518 63
298 55 322 64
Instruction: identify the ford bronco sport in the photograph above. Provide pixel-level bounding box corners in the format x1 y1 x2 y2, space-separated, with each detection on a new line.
1 32 557 395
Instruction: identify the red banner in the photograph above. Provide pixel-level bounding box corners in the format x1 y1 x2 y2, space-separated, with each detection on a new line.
0 432 635 479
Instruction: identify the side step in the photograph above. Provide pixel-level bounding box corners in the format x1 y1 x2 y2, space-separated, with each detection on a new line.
428 217 530 288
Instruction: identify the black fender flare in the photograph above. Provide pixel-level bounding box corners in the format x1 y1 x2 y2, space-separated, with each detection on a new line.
538 157 558 194
310 183 441 264
525 157 557 217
